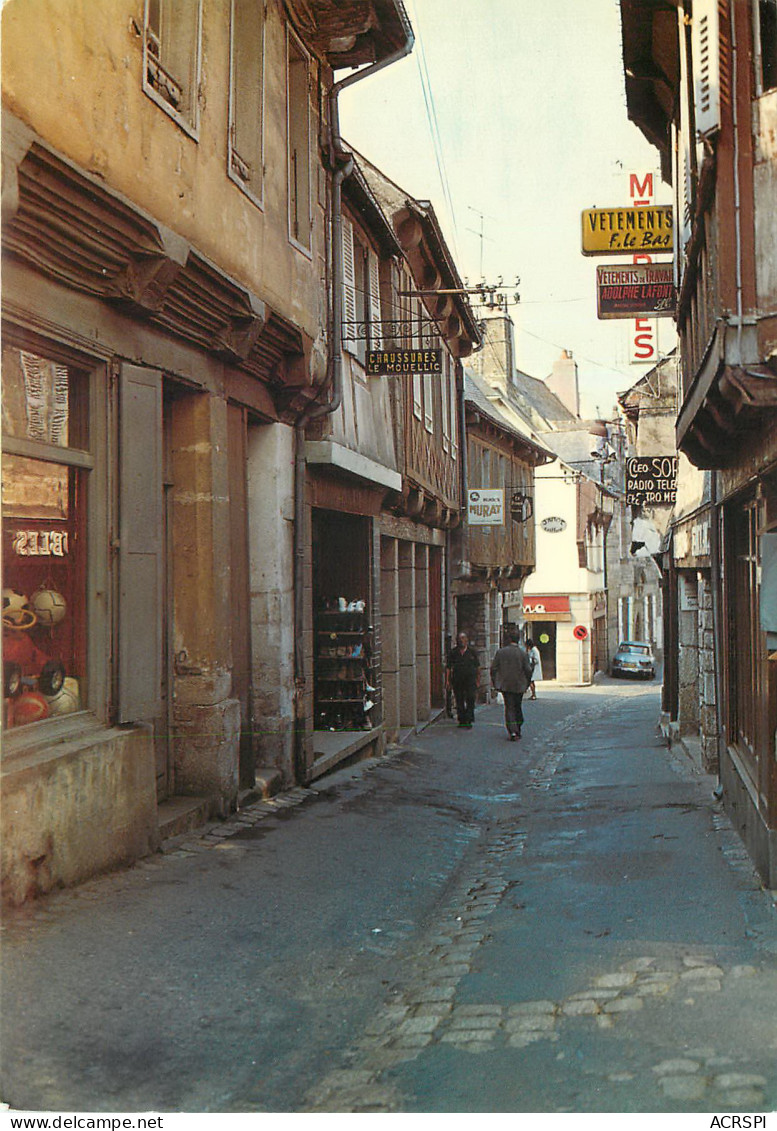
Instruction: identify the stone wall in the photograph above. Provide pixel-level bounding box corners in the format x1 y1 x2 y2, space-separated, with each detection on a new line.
1 725 157 906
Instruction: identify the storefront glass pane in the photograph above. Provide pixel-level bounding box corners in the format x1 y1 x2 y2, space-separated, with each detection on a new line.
3 357 88 728
1 347 88 449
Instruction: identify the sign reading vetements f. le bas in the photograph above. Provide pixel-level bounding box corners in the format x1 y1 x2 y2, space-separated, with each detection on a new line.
366 348 443 376
596 263 676 319
581 206 673 256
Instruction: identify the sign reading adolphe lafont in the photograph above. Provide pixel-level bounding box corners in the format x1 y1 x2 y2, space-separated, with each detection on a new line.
468 488 504 525
625 455 678 506
581 206 673 256
596 263 676 319
366 348 443 376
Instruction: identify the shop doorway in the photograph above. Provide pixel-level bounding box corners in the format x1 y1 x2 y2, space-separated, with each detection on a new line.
429 546 444 707
312 509 376 733
531 621 557 680
155 391 175 800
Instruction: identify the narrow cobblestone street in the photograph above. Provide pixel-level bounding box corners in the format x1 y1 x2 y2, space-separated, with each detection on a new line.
3 682 776 1114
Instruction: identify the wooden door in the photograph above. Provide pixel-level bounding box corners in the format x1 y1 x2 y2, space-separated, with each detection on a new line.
429 546 444 706
533 621 557 680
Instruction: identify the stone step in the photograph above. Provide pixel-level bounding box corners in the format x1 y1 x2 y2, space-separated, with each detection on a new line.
157 795 214 841
238 766 284 807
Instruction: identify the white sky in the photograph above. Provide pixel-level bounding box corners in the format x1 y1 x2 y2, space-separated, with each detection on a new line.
340 0 677 418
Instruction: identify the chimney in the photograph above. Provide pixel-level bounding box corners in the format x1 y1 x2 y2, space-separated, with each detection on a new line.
546 349 580 417
468 311 515 393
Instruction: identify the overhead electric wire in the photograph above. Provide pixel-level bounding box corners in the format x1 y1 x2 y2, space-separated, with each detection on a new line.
407 0 461 263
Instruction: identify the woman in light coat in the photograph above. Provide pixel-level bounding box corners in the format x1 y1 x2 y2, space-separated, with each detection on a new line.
526 638 543 700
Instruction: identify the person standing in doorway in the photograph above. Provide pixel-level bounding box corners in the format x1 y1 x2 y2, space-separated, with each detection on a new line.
490 626 533 740
526 637 543 700
446 632 480 728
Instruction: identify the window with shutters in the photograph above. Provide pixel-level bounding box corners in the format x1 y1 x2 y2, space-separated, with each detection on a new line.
412 300 423 419
368 252 382 352
423 331 436 434
343 221 373 367
342 215 357 359
481 448 491 540
229 0 265 205
449 354 458 460
2 346 90 729
143 0 202 136
441 351 451 453
287 29 312 252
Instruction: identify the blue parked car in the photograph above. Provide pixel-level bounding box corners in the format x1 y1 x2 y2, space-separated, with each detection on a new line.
611 641 655 680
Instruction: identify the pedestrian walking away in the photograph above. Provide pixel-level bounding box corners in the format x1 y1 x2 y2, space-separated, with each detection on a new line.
445 631 480 727
490 626 533 739
526 637 542 700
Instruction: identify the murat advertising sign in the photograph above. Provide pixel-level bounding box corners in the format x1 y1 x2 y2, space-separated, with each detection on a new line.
625 456 678 506
596 263 676 319
467 488 504 526
581 206 673 255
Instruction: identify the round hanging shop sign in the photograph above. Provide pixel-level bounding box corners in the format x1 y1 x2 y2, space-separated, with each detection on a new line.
540 516 567 533
573 624 589 641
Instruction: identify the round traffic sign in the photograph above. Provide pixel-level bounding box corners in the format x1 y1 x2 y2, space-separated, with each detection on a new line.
573 624 588 641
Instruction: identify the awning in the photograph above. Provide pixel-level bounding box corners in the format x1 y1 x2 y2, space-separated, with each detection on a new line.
523 595 572 622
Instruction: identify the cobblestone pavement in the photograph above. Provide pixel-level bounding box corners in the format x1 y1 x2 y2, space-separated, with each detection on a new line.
2 683 776 1113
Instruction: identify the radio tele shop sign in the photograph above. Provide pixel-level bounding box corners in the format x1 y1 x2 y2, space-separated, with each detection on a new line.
366 348 442 376
581 206 673 256
596 263 676 319
626 455 678 506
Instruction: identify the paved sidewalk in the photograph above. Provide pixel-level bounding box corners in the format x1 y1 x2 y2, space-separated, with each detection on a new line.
2 683 776 1113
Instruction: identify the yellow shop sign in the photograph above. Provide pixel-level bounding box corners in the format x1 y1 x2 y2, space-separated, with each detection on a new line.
581 206 673 255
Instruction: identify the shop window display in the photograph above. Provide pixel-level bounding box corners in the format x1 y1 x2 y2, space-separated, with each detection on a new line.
315 597 377 731
2 348 88 728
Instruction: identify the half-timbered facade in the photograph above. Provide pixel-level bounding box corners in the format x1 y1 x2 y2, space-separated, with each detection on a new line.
621 0 777 883
357 158 481 739
452 373 551 695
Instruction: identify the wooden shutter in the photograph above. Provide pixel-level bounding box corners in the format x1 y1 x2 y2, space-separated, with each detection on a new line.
412 299 423 418
693 0 721 136
230 0 265 193
677 6 694 269
118 363 163 723
441 350 450 451
368 251 382 350
342 216 357 340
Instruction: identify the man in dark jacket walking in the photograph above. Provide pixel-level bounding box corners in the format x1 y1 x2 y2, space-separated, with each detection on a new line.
490 627 533 740
446 632 480 727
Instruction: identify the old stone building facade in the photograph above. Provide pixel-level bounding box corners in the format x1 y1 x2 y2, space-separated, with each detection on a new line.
1 0 413 902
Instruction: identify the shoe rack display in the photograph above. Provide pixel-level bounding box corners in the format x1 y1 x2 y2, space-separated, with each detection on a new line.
315 598 377 731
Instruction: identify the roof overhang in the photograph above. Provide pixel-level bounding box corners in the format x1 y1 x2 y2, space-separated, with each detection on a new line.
343 161 402 258
392 199 481 358
620 0 678 181
295 0 413 68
